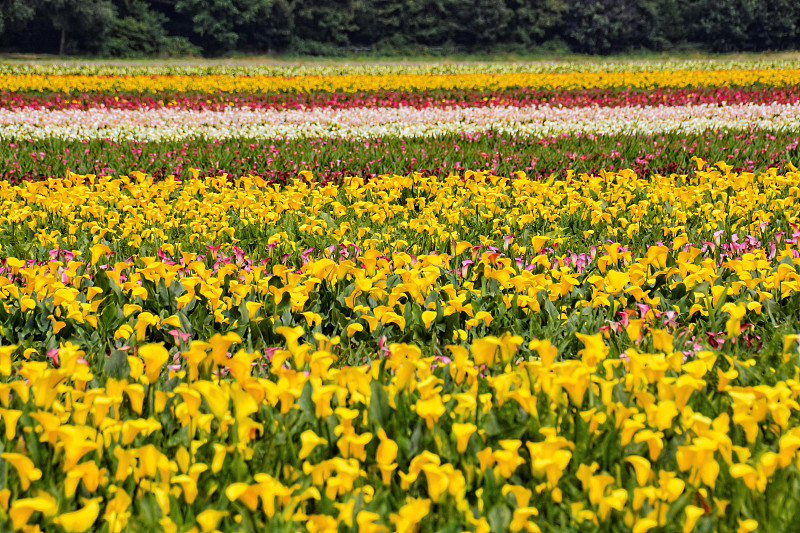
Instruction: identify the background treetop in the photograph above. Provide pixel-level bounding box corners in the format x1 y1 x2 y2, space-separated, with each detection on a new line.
3 0 799 57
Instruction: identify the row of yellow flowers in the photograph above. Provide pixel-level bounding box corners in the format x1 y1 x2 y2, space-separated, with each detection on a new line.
2 324 800 532
0 164 796 352
3 68 800 94
0 165 800 531
2 162 795 257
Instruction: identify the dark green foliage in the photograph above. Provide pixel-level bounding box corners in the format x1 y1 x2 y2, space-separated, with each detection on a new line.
0 0 799 56
452 0 512 49
101 0 198 57
43 0 119 55
402 0 458 47
505 0 569 47
291 0 358 48
245 0 293 52
648 0 690 49
175 0 271 54
0 0 38 35
687 0 800 53
686 0 754 53
563 0 658 54
351 0 405 48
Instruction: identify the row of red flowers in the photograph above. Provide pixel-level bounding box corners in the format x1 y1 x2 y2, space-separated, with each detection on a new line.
2 86 799 111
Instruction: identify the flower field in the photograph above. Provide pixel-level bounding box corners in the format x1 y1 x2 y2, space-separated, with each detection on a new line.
2 59 800 532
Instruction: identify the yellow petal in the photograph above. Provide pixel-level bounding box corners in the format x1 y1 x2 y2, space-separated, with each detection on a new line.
90 243 111 265
196 509 229 533
55 499 100 533
193 380 229 420
139 344 169 383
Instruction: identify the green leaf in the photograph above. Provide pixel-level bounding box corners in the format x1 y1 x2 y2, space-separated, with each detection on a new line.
368 379 389 428
488 502 512 531
106 349 131 380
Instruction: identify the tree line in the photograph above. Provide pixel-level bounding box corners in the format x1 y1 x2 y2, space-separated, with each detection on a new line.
3 0 800 57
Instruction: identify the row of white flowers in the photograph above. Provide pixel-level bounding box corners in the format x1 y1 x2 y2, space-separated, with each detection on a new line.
3 102 799 128
1 102 798 141
2 58 798 77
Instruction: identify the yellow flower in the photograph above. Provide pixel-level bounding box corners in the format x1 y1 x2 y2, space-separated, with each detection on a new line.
134 312 160 341
575 332 608 367
510 507 541 532
9 493 58 530
196 509 229 533
684 505 706 533
64 462 104 498
58 425 99 470
625 456 651 486
730 463 758 490
192 380 229 420
421 464 449 501
6 256 24 275
421 310 437 329
651 329 674 353
90 243 111 265
471 337 499 366
171 464 207 504
415 396 446 429
211 443 226 473
347 322 364 337
225 483 261 512
646 245 669 269
55 498 101 533
738 519 758 533
299 429 327 460
0 345 14 375
633 430 664 461
227 349 258 386
276 325 304 350
722 302 747 339
390 498 431 533
139 343 169 383
502 485 532 508
1 453 42 490
598 488 627 520
0 408 22 439
376 429 399 484
632 519 658 533
530 339 557 367
452 423 477 453
208 332 241 367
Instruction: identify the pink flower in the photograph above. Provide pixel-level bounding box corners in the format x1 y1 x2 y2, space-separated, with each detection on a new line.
262 347 279 363
168 329 191 344
207 244 222 259
378 336 390 358
48 348 59 368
